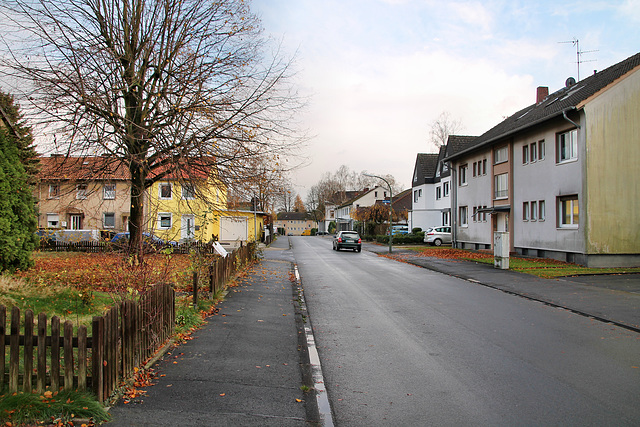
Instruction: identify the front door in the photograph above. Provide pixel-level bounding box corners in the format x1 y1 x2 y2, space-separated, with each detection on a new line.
70 214 82 230
181 215 195 241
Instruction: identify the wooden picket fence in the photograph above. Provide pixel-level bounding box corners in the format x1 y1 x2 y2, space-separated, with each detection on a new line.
0 283 174 402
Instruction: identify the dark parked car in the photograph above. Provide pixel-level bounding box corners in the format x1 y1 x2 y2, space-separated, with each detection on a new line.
110 232 177 250
333 231 362 252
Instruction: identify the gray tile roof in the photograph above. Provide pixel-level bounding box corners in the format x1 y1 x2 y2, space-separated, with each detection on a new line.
446 51 640 160
412 153 439 186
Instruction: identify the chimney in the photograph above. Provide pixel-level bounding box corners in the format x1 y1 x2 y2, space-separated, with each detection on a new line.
536 86 549 104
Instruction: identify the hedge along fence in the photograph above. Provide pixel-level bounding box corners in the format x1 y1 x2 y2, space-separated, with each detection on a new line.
0 283 175 402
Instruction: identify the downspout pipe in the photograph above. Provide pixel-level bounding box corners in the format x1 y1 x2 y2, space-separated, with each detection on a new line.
562 107 581 129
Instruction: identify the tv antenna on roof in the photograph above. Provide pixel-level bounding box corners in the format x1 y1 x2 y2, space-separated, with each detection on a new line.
559 37 598 81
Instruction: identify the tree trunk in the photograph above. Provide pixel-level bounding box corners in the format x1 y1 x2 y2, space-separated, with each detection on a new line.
128 161 146 263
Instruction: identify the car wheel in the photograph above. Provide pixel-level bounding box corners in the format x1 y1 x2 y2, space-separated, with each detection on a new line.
357 248 361 252
434 238 442 246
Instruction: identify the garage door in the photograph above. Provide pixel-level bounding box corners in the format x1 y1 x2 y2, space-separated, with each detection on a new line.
220 216 248 241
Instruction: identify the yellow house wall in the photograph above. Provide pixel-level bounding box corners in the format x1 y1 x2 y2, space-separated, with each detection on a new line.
582 67 640 254
146 179 226 242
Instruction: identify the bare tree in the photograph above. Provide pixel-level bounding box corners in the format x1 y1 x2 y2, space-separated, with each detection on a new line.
429 111 463 148
0 0 303 260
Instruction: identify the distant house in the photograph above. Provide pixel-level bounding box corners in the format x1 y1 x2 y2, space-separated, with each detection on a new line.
335 186 389 231
273 212 318 236
36 156 132 233
410 136 476 232
445 51 640 267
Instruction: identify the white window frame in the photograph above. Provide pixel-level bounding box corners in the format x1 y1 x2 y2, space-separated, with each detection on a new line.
76 184 88 200
539 140 546 160
459 165 468 186
47 213 60 228
436 186 441 200
539 200 546 221
414 190 419 203
494 146 508 164
443 182 450 197
158 212 173 229
530 142 538 162
182 183 196 200
49 184 60 199
159 182 172 200
459 206 468 227
557 129 578 163
522 146 529 164
482 159 487 175
103 183 116 200
103 212 116 228
558 196 579 228
494 173 508 199
523 202 529 221
530 201 537 221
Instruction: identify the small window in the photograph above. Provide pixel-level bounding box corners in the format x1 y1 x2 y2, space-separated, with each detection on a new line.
522 146 529 164
414 190 418 203
47 213 59 228
76 184 88 199
103 183 116 200
459 206 468 226
482 159 487 175
530 142 537 162
49 184 60 199
539 200 546 221
530 201 537 221
557 129 578 163
158 213 172 229
523 202 529 221
473 162 477 177
459 165 468 186
558 196 579 228
436 186 442 200
494 146 508 164
103 212 115 228
472 206 478 222
182 183 196 200
539 140 545 160
494 173 508 199
443 182 450 197
159 183 172 200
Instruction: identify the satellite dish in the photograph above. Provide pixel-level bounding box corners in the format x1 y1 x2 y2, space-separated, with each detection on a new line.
565 77 576 87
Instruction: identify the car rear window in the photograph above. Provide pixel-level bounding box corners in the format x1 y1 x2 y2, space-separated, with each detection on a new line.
342 232 359 239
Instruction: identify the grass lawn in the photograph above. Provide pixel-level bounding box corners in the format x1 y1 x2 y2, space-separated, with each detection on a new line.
402 245 640 278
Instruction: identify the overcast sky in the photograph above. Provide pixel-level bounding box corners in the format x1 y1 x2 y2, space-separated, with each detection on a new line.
252 0 640 198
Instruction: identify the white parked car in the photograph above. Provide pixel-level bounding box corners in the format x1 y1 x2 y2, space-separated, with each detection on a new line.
424 226 452 246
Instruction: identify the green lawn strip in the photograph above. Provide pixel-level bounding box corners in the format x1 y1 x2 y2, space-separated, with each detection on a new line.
0 388 110 425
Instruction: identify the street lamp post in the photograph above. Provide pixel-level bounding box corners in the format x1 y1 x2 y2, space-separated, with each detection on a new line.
363 173 393 253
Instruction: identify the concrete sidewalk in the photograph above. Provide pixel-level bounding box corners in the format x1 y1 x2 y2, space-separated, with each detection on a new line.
365 242 640 332
107 237 316 426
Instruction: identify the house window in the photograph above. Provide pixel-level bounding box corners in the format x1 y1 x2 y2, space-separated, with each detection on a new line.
531 201 537 221
494 146 508 164
436 186 442 200
472 206 478 222
530 142 537 162
459 206 468 226
103 183 116 200
442 211 450 226
557 129 578 163
482 159 487 175
414 190 419 203
539 140 545 160
473 162 477 177
158 213 172 229
374 191 378 197
47 213 59 228
159 183 172 200
558 195 579 228
182 183 196 200
49 184 60 199
522 146 529 164
76 184 88 199
103 212 115 228
494 173 508 199
539 200 546 221
482 205 488 222
443 182 450 197
523 202 529 221
459 165 468 186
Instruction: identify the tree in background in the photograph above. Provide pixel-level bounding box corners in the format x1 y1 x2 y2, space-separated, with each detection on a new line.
429 111 463 148
293 194 306 212
0 0 303 261
0 91 38 272
353 204 398 236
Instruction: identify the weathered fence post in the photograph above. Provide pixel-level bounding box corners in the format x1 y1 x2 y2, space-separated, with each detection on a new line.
64 321 73 390
37 313 47 393
193 272 198 308
92 315 104 402
51 316 60 391
24 309 34 392
78 326 87 390
9 306 20 392
0 305 5 391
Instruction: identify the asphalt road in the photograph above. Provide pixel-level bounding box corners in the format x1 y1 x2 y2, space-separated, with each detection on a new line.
292 236 640 426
